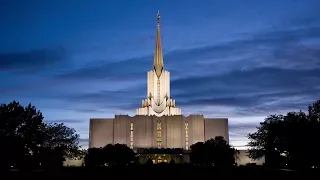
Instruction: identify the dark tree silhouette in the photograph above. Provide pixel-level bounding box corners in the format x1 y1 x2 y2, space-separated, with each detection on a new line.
190 136 238 167
77 149 87 160
0 101 44 169
103 143 135 166
190 142 205 164
38 123 80 168
85 148 105 167
170 158 175 164
247 100 320 169
0 101 80 170
85 144 135 167
247 114 285 168
146 158 153 165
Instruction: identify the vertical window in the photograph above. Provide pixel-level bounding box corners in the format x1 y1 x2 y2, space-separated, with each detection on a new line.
130 122 133 149
157 121 161 148
185 121 189 150
157 79 160 104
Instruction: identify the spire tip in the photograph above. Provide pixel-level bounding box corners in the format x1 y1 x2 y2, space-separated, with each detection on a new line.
157 10 160 25
154 10 163 77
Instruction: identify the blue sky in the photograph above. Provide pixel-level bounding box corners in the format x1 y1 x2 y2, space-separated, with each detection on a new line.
1 0 320 149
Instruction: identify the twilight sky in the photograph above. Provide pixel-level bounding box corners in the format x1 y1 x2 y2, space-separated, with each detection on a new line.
1 0 320 149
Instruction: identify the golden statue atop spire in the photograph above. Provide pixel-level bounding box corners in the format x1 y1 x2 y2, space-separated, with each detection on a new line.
153 10 164 78
157 10 160 26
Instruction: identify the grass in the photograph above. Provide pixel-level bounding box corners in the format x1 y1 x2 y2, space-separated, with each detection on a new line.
5 164 320 178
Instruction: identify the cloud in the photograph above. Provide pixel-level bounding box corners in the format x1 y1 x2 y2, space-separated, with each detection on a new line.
62 87 145 112
164 21 320 116
55 55 151 81
173 27 320 73
0 47 67 73
49 21 320 118
173 67 320 116
229 122 259 131
54 21 320 83
228 121 263 147
44 119 86 123
2 14 319 122
79 138 89 148
79 138 88 144
66 108 111 113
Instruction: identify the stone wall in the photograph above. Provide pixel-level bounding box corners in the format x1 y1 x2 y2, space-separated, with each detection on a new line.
188 115 205 147
204 118 229 142
89 118 114 148
89 115 228 149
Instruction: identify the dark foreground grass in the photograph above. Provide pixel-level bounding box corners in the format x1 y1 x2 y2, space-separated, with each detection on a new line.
5 164 320 178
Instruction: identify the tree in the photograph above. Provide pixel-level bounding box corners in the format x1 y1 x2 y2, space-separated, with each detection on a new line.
146 158 153 165
247 114 285 167
170 158 175 164
84 148 105 167
77 149 88 160
38 123 80 168
247 100 320 169
190 142 205 164
308 100 320 120
306 100 320 167
0 101 80 170
190 136 238 167
109 144 135 166
85 144 135 167
0 101 44 169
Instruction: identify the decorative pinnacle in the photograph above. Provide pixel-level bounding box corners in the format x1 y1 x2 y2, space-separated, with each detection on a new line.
153 10 164 77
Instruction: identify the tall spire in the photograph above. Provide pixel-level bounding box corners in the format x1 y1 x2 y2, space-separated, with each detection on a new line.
153 10 164 78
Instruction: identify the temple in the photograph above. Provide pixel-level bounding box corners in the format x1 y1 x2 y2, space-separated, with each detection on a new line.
136 11 181 117
89 11 229 164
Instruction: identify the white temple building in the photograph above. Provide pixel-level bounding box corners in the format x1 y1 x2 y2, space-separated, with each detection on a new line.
88 11 230 163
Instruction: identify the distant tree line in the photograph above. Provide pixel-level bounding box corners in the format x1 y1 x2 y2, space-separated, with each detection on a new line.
247 100 320 169
0 101 80 170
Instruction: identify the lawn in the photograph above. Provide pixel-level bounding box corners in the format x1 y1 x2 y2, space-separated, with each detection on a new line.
6 164 320 178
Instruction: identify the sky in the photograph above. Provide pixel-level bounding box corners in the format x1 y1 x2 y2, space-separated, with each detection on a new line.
1 0 320 149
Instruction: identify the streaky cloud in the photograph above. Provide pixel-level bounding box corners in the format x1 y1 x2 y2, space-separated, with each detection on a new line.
44 119 86 123
0 47 67 72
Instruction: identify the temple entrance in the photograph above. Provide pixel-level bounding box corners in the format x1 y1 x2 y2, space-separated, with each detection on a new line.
136 148 187 164
152 155 169 164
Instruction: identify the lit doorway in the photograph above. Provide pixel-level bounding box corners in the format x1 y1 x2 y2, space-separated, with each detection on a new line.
152 155 169 164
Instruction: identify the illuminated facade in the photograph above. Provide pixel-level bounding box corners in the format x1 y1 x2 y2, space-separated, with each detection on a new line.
89 12 229 163
136 11 181 117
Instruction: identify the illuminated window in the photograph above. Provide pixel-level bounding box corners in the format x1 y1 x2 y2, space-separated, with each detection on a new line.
130 122 133 149
157 121 161 148
157 79 160 103
185 121 188 150
130 122 134 130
